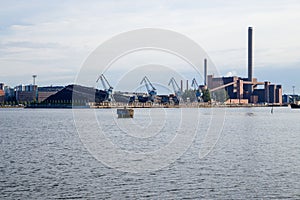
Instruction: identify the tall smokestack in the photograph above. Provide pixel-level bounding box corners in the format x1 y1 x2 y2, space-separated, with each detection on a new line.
204 58 207 85
248 27 253 81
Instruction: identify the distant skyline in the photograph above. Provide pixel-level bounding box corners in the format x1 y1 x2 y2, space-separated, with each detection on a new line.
1 0 300 94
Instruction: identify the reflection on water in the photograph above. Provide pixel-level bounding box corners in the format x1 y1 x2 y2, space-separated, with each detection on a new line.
0 107 299 199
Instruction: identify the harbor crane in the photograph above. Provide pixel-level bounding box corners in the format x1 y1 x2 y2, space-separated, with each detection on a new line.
168 77 182 97
191 78 202 102
96 74 113 102
168 77 181 105
140 76 157 102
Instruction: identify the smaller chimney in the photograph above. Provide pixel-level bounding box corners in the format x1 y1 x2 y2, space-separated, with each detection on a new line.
204 58 207 86
186 80 189 91
180 80 183 92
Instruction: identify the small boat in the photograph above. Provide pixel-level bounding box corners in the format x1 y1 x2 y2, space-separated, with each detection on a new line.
290 103 300 109
117 108 134 118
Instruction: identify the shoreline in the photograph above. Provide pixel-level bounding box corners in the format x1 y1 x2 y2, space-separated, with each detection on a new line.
0 103 290 109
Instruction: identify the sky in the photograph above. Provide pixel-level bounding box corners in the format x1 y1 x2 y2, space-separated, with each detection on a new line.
0 0 300 94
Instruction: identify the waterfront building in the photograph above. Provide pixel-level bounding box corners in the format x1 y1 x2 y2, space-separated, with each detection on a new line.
37 86 64 102
207 75 282 104
15 84 38 103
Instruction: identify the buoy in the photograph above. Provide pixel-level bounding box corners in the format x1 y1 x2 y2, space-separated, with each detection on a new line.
271 106 274 114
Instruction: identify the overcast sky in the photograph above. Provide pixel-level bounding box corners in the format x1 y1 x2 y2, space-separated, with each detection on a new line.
1 0 300 94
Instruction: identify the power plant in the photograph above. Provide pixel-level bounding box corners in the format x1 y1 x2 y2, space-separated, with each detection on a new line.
206 27 282 105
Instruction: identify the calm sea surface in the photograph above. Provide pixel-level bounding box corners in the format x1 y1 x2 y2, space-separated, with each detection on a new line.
1 107 299 199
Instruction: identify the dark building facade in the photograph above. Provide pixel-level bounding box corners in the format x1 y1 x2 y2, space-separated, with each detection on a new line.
15 84 38 103
38 86 64 102
207 75 282 104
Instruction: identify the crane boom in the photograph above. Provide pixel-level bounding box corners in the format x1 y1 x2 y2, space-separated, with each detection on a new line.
140 76 156 93
140 76 157 102
96 74 113 101
96 74 113 90
168 77 181 97
191 78 202 102
191 78 199 90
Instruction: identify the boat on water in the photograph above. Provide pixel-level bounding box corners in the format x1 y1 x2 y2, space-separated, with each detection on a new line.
290 103 300 109
117 108 134 118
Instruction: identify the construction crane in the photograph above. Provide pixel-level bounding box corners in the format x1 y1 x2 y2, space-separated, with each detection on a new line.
168 77 181 105
96 74 113 102
140 76 157 102
191 78 202 102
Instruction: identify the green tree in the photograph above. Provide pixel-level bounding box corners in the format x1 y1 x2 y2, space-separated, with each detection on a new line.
211 89 229 103
182 89 197 102
202 89 211 102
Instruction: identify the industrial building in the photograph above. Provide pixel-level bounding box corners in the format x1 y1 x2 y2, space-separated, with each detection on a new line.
38 86 64 102
15 84 38 103
283 94 299 104
0 83 19 104
206 27 282 105
14 85 65 103
4 86 15 102
0 83 4 104
0 78 65 104
42 84 108 104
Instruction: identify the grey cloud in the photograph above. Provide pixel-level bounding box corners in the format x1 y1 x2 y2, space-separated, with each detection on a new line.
0 41 61 49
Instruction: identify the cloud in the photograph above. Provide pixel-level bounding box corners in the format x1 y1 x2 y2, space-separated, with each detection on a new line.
0 0 300 89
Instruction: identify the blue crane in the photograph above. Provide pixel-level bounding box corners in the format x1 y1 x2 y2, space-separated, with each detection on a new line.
191 78 202 102
96 74 113 102
168 77 182 97
140 76 157 102
168 77 181 105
